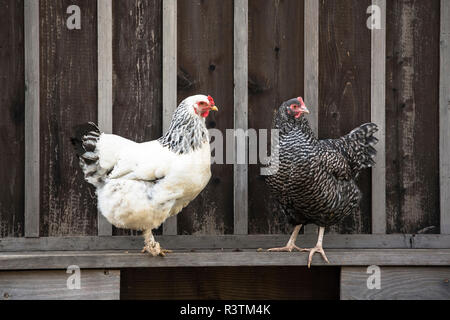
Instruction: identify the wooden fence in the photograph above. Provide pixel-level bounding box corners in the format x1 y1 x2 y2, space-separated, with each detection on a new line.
0 0 449 251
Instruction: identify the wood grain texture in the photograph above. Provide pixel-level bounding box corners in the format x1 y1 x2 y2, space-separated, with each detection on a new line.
319 0 372 234
386 0 440 234
176 0 234 235
4 234 450 252
303 0 319 235
2 249 450 270
341 267 450 300
121 266 339 300
0 270 120 300
97 0 113 236
0 0 25 237
234 0 248 235
162 0 178 236
112 0 162 236
440 0 450 234
248 0 305 234
24 0 40 238
371 0 386 234
39 0 98 236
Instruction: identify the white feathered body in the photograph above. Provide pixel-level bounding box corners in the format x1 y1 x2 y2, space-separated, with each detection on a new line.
92 134 211 231
74 95 215 233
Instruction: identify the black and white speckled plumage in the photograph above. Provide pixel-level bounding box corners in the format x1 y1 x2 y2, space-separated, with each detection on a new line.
265 99 379 228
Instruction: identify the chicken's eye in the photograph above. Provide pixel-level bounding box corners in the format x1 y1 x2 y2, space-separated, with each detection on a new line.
198 101 208 107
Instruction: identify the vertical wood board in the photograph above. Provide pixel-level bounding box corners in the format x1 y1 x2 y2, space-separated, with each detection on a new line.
385 0 440 234
319 0 372 234
112 0 163 236
0 0 25 238
39 0 98 236
176 0 234 235
371 0 387 234
248 0 305 234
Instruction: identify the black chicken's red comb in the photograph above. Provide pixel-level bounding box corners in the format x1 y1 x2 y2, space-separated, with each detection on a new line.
208 95 215 106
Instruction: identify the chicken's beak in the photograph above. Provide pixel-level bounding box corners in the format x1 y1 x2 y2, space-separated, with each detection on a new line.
301 105 310 114
210 106 219 112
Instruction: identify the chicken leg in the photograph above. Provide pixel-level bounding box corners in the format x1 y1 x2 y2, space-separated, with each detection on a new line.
141 230 172 257
303 226 330 268
267 225 307 252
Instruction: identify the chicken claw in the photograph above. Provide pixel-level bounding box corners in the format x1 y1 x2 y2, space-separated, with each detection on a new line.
141 242 173 257
267 244 307 252
267 224 305 253
304 246 330 268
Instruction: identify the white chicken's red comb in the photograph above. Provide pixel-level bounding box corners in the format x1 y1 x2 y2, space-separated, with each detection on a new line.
208 95 215 106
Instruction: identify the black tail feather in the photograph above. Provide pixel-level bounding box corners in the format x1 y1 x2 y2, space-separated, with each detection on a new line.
71 122 101 158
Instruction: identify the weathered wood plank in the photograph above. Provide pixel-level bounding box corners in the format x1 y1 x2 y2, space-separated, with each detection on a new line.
304 0 319 136
441 0 450 234
121 267 339 300
385 0 440 234
303 0 319 235
112 0 162 236
341 267 450 300
0 270 120 300
97 0 113 236
0 0 25 238
234 0 248 235
176 0 234 235
371 0 387 234
40 0 98 236
248 0 305 234
24 0 39 238
162 0 178 236
2 234 450 252
319 0 373 235
1 249 450 270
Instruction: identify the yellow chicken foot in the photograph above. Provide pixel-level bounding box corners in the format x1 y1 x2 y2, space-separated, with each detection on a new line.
141 230 173 257
303 226 330 268
268 225 307 252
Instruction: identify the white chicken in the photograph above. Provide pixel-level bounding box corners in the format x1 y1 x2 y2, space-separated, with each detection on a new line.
72 95 218 256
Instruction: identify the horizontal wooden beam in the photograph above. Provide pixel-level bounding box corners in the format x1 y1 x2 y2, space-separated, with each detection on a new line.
341 267 450 300
1 249 449 270
0 270 120 300
1 234 450 252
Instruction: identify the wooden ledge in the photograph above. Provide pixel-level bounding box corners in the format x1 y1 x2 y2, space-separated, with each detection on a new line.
1 249 449 270
1 234 450 252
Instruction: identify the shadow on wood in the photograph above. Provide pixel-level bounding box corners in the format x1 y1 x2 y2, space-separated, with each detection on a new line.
121 266 339 300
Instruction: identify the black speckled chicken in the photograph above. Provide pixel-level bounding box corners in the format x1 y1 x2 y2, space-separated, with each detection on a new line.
265 97 378 267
